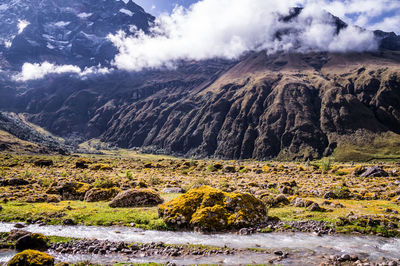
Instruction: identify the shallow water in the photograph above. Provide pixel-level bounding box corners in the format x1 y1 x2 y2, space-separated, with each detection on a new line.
0 223 399 265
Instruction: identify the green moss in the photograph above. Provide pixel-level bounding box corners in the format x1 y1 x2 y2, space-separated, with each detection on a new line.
8 250 54 266
158 186 268 231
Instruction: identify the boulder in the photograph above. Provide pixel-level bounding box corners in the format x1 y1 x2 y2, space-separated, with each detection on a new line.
263 194 290 207
109 189 164 208
158 186 268 232
33 159 53 167
51 182 92 200
307 203 325 212
292 198 314 207
84 187 121 202
16 233 48 251
360 166 389 178
7 250 54 266
162 187 184 194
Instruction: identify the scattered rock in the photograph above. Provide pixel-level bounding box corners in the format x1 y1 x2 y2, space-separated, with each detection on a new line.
109 189 164 208
158 186 268 232
8 250 54 266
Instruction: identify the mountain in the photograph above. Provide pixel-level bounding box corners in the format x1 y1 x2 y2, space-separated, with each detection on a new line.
0 0 154 69
0 2 400 161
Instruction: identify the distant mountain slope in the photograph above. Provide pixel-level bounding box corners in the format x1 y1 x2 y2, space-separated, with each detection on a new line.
0 0 154 68
100 51 400 160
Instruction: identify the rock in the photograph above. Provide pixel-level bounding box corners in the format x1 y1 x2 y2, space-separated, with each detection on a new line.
54 182 92 201
8 230 30 241
109 189 164 208
7 250 54 266
292 198 313 207
14 223 26 229
323 191 337 199
339 254 351 261
75 159 89 169
223 165 236 173
360 166 389 178
307 203 325 212
162 187 184 194
33 159 53 167
263 194 290 207
62 219 76 226
84 187 121 202
274 194 290 205
274 250 284 256
158 186 268 232
16 233 48 251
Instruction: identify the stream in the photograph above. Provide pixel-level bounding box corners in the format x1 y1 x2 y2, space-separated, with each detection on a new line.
0 223 399 265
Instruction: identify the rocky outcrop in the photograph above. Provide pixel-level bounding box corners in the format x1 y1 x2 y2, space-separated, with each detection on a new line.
158 186 268 232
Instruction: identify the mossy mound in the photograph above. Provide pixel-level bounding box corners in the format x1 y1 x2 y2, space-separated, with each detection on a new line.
8 250 54 266
158 186 268 232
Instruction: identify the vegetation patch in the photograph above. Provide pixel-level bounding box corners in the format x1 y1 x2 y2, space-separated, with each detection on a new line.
158 186 268 232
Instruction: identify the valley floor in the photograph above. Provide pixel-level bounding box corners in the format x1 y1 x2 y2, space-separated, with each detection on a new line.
0 151 399 265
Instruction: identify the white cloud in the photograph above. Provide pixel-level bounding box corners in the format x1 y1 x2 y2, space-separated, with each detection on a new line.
13 62 112 82
108 0 381 72
17 20 30 34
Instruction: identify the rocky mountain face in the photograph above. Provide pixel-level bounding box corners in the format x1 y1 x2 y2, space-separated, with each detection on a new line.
0 0 153 68
0 1 400 160
100 52 400 160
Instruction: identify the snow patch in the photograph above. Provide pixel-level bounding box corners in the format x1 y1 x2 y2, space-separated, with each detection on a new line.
17 20 30 34
0 4 8 11
54 21 70 27
77 12 92 19
119 8 134 16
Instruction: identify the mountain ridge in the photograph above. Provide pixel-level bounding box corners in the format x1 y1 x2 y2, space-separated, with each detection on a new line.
0 1 400 160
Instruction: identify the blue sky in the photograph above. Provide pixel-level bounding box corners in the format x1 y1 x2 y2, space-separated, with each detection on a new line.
133 0 399 34
135 0 198 16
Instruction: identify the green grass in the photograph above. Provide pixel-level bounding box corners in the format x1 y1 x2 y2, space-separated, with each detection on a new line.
269 198 400 223
333 131 400 162
0 201 167 230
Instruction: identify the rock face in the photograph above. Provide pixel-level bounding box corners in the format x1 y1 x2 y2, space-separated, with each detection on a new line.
109 189 164 208
0 0 153 68
158 186 268 232
7 250 54 266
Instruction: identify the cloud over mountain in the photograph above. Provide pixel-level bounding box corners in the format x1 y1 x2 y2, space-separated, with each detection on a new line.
108 0 381 71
